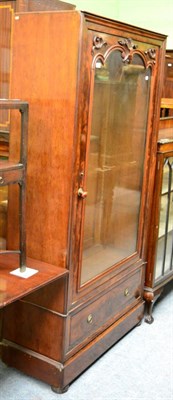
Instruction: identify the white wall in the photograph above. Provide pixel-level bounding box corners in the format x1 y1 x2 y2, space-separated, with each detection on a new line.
73 0 173 48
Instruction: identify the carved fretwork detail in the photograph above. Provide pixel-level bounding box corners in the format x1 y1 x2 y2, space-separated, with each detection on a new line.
118 38 138 63
118 38 137 51
92 36 107 52
145 48 156 60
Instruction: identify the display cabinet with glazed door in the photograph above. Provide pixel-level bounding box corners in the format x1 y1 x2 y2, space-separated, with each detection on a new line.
144 139 173 323
160 49 173 118
0 10 166 393
159 50 173 140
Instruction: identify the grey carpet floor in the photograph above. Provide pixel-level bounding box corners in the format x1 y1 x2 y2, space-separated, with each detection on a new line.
0 282 173 400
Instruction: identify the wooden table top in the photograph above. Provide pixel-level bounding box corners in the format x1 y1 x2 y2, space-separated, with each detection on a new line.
0 254 68 308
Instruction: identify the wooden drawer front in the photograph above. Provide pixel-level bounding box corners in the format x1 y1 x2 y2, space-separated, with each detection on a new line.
0 168 23 185
69 269 142 348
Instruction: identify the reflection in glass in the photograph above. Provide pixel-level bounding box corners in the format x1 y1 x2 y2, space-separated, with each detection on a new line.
81 51 151 284
155 157 173 280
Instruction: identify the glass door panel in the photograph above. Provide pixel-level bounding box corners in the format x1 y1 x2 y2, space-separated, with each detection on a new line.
162 161 169 194
162 157 173 194
158 194 168 238
81 51 151 284
155 157 173 280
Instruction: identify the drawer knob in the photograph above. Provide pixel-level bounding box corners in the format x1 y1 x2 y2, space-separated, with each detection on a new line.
0 176 4 184
124 288 129 297
87 314 93 324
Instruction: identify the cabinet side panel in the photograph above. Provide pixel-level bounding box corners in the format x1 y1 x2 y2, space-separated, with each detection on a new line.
8 11 81 266
2 301 65 361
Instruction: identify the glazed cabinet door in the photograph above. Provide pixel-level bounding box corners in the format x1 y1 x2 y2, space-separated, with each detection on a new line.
154 144 173 283
73 30 158 291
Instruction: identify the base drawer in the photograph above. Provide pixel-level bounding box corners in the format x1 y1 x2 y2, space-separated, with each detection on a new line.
68 267 143 350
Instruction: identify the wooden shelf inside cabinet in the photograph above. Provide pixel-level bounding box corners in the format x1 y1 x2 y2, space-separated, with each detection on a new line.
0 99 28 276
0 254 69 308
160 98 173 117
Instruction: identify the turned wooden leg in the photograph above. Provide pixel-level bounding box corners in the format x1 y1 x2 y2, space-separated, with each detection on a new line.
144 288 163 324
51 385 69 394
145 299 154 324
144 290 154 324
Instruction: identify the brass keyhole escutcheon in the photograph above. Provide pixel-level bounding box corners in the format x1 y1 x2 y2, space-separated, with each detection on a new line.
87 314 93 324
124 288 129 297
